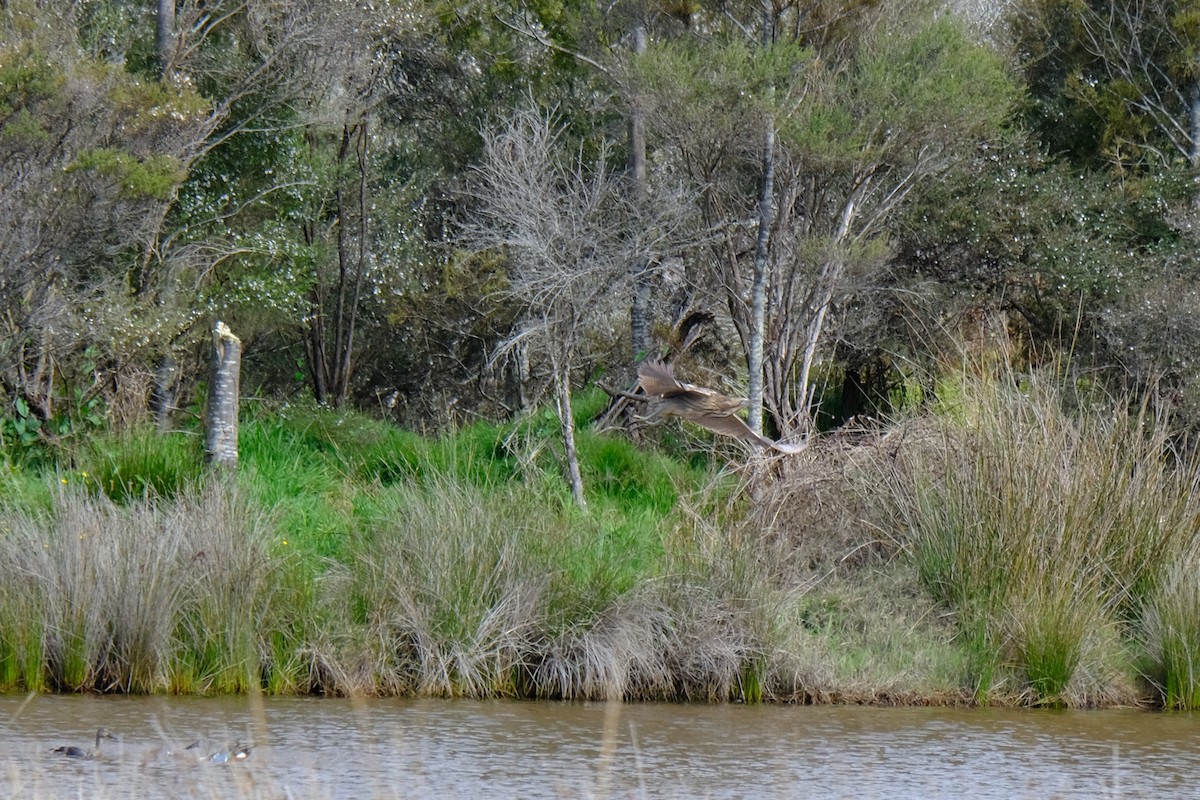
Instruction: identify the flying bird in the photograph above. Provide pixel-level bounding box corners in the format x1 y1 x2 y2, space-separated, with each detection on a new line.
635 360 805 454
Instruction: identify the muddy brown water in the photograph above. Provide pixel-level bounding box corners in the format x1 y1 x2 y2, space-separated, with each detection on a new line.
2 695 1198 799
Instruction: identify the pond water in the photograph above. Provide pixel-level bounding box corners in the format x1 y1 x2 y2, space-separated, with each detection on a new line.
2 694 1198 799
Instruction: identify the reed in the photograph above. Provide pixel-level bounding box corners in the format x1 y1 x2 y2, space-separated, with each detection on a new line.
1141 544 1200 709
888 368 1200 705
168 486 319 694
352 476 550 697
0 483 317 694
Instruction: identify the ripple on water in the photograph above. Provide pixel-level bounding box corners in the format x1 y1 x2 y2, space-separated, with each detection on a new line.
2 696 1198 799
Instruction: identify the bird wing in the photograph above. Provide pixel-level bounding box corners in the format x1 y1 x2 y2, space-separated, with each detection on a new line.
638 360 744 406
636 360 805 454
687 409 769 444
690 412 807 453
637 360 687 397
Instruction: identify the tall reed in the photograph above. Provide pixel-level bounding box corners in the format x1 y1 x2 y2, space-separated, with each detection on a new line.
888 370 1200 705
0 484 316 693
353 476 550 697
1142 543 1200 708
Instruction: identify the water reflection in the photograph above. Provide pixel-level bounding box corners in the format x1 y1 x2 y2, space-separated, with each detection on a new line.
1 694 1197 799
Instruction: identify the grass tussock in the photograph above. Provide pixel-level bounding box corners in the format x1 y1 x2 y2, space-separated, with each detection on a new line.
887 369 1200 707
0 483 315 694
353 478 548 697
1141 543 1200 709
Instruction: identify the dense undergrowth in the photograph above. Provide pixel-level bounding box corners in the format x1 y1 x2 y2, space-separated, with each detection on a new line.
2 378 1200 709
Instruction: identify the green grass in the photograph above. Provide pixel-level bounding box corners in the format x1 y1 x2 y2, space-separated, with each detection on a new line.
2 373 1197 705
77 425 205 503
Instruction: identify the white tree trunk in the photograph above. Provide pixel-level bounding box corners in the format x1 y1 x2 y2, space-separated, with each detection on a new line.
628 16 652 364
1190 75 1200 207
747 3 776 435
205 321 241 470
554 363 586 508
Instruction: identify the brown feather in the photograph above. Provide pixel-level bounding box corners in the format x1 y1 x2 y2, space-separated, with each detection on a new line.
635 360 805 454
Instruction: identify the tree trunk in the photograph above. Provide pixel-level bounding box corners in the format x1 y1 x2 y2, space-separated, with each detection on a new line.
1191 74 1200 207
155 0 174 79
747 3 776 436
148 0 177 427
795 196 857 420
149 353 177 431
205 321 241 470
504 338 531 415
307 284 329 404
554 363 587 508
337 119 369 398
305 119 370 406
628 15 652 364
331 123 354 404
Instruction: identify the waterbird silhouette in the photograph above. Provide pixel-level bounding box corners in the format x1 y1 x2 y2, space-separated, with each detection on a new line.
207 743 251 763
187 739 251 763
53 728 117 759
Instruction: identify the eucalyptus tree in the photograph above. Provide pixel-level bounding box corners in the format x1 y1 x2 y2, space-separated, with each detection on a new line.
634 0 1017 436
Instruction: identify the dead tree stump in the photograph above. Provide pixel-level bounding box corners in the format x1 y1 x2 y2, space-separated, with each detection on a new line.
205 321 241 469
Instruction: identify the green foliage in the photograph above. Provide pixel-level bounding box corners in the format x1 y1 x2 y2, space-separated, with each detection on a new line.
780 16 1016 165
0 42 64 109
78 426 204 504
0 381 107 468
0 106 48 144
1 396 44 457
856 17 1017 143
895 137 1180 352
68 148 185 200
1008 0 1200 170
634 34 811 154
74 0 156 72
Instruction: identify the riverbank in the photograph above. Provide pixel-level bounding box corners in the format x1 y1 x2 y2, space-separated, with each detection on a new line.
1 371 1197 708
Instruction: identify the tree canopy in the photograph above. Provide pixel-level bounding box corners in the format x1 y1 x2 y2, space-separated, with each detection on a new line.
4 0 1200 463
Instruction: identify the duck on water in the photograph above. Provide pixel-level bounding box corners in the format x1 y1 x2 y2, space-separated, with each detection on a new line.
186 739 252 763
53 728 117 759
